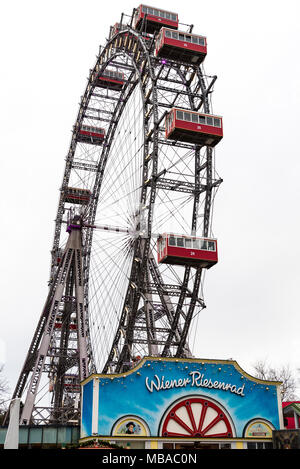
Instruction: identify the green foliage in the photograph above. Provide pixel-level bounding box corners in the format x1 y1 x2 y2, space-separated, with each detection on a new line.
78 439 123 449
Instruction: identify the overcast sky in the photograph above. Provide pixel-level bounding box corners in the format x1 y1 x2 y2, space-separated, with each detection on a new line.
1 0 300 398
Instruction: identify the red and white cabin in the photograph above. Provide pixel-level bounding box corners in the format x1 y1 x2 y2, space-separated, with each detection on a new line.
54 316 77 331
64 187 91 205
134 5 178 34
95 69 124 91
157 233 218 269
165 108 223 147
110 22 127 38
111 21 151 42
78 124 105 145
155 27 207 64
64 375 80 392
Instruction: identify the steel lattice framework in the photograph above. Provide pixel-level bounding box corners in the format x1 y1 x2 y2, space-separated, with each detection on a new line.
8 8 222 425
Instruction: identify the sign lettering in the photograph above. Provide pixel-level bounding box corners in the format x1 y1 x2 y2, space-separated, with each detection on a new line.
145 371 245 397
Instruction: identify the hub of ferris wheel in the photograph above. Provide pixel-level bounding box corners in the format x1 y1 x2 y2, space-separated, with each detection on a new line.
7 4 223 426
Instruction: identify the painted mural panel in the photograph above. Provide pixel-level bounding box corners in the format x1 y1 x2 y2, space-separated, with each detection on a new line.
81 379 94 438
81 358 281 439
111 416 150 437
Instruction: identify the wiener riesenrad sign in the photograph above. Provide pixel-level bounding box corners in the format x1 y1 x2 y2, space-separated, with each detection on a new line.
80 357 281 440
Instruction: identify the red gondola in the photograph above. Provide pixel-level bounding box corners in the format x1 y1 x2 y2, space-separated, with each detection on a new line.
110 21 152 43
155 27 207 64
78 124 105 145
110 22 127 38
64 375 80 392
110 22 135 42
165 108 223 147
95 70 124 91
157 233 218 268
64 187 91 205
55 248 63 266
134 5 178 33
54 317 77 331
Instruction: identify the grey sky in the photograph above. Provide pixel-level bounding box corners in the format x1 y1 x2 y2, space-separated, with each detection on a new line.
1 0 300 397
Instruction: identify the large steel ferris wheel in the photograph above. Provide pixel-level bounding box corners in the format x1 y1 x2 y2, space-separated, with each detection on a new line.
9 6 223 425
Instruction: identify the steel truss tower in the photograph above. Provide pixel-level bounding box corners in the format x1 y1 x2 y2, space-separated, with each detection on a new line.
11 220 89 424
8 7 222 425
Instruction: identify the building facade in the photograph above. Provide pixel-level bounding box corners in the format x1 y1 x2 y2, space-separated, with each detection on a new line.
80 357 283 449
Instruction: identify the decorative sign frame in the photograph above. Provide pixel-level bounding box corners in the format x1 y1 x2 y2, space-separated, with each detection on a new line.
81 357 283 440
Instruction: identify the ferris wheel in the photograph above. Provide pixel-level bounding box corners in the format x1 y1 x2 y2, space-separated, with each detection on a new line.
10 5 223 425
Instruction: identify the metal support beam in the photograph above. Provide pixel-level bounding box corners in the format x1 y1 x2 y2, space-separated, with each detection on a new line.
17 222 89 425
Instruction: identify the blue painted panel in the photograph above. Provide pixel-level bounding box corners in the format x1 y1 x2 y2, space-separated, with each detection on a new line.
81 379 94 438
81 359 280 438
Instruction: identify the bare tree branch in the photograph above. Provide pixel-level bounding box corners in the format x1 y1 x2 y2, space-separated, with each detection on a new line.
252 360 298 401
0 364 10 415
